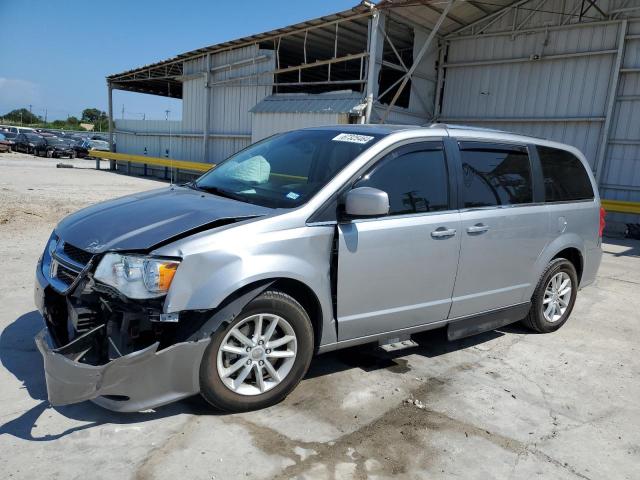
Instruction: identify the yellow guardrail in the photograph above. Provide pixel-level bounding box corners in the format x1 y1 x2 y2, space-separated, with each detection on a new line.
88 150 308 181
601 199 640 215
89 151 640 214
89 150 213 172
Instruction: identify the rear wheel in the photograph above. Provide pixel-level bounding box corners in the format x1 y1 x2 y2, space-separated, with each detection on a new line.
522 258 578 333
199 290 314 412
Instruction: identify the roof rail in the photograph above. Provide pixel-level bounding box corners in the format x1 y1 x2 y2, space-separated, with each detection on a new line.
424 123 511 134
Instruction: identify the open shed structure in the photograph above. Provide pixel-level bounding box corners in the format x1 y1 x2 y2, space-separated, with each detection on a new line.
107 0 640 227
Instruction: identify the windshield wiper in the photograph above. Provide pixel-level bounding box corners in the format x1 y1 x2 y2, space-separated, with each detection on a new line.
196 185 245 202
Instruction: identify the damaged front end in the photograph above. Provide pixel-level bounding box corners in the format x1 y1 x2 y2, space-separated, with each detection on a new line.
34 235 213 412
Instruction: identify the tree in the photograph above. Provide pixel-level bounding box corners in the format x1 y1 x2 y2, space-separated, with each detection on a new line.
2 108 41 125
67 116 80 126
81 108 107 124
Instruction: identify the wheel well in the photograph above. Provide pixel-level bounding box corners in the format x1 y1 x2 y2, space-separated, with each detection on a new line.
553 248 583 284
271 278 323 349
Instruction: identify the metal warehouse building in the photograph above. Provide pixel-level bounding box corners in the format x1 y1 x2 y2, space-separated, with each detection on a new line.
105 0 640 228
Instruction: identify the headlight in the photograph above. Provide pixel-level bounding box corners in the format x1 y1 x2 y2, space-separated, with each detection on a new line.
94 253 180 299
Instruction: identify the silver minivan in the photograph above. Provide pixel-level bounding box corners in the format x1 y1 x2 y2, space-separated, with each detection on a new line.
34 124 604 412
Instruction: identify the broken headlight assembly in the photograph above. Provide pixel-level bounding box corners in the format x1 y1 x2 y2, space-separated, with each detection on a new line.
94 253 180 299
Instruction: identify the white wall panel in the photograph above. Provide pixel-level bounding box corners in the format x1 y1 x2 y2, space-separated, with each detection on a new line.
251 113 346 142
441 22 621 168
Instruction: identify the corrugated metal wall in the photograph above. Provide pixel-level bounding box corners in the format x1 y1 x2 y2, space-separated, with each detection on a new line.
441 21 619 163
601 19 640 223
114 119 186 159
439 0 640 227
183 44 275 164
116 45 275 165
251 112 347 142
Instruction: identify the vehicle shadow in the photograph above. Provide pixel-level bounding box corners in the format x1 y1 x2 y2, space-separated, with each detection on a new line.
0 310 510 441
306 326 506 380
0 310 218 442
602 236 640 258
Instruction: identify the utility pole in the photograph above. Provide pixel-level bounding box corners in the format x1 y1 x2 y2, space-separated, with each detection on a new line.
121 104 125 120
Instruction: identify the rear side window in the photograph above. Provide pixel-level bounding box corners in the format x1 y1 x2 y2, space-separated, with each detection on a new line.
459 142 533 208
537 146 594 202
356 143 449 215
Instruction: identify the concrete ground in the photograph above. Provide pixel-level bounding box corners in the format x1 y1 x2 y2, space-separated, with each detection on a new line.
0 150 638 479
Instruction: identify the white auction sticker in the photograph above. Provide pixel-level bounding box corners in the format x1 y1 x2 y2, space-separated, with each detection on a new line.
332 133 375 144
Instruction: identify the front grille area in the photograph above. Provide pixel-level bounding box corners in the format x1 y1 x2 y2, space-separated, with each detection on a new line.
49 241 93 291
56 264 80 286
63 242 93 265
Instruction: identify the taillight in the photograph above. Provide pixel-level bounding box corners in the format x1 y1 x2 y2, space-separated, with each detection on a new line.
599 206 606 237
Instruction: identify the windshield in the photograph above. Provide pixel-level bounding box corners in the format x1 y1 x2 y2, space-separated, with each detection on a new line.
46 138 65 145
194 129 383 208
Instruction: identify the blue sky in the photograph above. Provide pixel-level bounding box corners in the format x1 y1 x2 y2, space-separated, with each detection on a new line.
0 0 361 121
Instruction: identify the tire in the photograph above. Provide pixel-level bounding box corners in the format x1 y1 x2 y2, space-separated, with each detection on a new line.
199 290 314 412
70 151 76 159
46 150 53 158
522 258 578 333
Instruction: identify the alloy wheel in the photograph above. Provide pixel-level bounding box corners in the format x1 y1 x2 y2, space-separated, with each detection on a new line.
543 272 572 323
216 313 297 396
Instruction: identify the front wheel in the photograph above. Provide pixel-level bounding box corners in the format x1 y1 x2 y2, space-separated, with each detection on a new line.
199 290 314 412
522 258 578 333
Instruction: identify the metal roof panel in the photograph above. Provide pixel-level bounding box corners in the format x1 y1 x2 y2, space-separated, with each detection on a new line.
250 92 366 114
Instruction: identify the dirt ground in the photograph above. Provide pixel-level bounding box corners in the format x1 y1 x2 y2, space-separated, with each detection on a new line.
0 151 638 479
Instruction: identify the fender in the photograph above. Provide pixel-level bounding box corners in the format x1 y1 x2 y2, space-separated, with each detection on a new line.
525 232 585 300
188 280 275 341
158 224 337 346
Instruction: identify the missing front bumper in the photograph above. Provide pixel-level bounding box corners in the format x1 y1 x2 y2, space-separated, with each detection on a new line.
35 328 210 412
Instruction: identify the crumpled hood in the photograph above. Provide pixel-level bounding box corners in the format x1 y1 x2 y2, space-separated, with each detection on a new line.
56 186 271 253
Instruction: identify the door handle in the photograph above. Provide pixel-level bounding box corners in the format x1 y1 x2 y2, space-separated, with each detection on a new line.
466 223 489 234
431 227 457 239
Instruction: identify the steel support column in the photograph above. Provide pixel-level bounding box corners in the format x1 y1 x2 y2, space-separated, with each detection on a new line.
380 0 455 123
203 53 211 163
365 10 381 123
595 19 627 185
107 82 115 170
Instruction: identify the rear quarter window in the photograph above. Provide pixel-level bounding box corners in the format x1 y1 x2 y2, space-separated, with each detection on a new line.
537 146 594 202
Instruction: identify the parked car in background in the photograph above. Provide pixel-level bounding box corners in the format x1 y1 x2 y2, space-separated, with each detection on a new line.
88 139 109 151
5 126 36 134
34 125 603 413
67 138 89 158
2 131 17 147
34 137 76 158
0 133 12 152
14 133 44 154
0 132 16 151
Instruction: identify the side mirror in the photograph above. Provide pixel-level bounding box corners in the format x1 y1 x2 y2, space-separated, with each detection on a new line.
344 187 390 218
